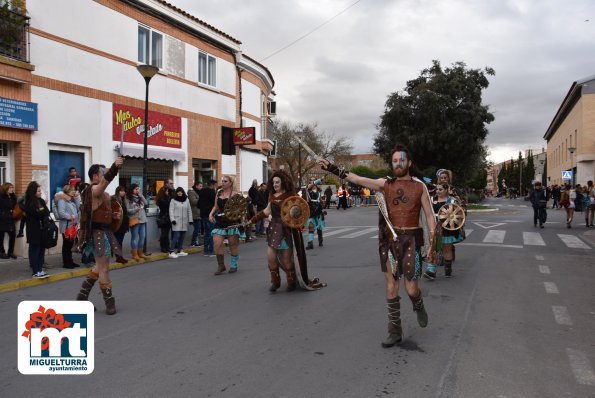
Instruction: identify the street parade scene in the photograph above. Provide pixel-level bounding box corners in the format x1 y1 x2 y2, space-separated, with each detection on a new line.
1 1 595 397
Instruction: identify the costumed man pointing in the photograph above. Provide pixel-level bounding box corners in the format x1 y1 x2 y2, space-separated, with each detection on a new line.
76 157 127 315
303 176 325 250
318 144 436 347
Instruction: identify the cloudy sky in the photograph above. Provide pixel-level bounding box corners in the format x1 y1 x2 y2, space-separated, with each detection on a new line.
170 0 594 163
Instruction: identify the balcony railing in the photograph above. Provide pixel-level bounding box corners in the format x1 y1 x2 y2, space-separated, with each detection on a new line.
0 6 30 63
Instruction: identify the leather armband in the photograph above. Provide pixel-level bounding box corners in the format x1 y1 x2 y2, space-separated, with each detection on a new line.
323 162 349 179
250 210 267 225
104 163 119 182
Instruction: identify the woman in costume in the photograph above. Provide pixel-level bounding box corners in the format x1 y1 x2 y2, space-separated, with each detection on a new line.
423 183 463 279
209 175 242 275
304 177 325 249
250 170 326 292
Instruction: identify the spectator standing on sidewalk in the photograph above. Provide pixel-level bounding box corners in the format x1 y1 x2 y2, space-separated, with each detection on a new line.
111 186 129 247
198 180 216 256
188 181 202 247
254 183 268 236
0 182 17 259
55 185 81 268
24 181 50 279
169 187 192 258
156 180 175 254
362 186 371 206
126 184 149 260
588 180 595 227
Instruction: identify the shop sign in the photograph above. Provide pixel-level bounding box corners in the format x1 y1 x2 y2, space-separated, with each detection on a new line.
232 127 256 145
0 96 38 130
112 104 181 148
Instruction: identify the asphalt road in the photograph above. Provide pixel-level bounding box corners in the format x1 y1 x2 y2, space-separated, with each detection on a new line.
1 198 594 398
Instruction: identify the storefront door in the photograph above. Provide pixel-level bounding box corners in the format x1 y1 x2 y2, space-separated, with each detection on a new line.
49 150 84 197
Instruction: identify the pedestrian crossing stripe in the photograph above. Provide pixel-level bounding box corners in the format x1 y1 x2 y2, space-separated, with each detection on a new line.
312 227 591 250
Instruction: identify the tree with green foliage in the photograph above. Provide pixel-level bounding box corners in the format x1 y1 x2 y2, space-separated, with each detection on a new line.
374 60 495 185
524 151 535 192
469 168 488 190
271 120 353 186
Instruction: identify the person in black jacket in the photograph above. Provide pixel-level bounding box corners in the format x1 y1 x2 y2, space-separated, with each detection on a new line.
156 179 175 253
111 186 129 247
0 182 17 259
529 181 549 228
24 181 51 278
198 180 216 256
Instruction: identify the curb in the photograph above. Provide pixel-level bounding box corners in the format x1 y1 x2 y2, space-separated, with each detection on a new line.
0 247 204 294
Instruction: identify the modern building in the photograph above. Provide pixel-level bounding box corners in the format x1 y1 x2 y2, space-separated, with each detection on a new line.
544 75 595 186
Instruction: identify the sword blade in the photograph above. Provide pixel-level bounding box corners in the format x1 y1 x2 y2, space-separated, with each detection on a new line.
294 136 320 159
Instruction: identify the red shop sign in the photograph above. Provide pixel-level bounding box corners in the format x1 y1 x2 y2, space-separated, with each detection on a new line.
232 127 256 145
112 104 182 148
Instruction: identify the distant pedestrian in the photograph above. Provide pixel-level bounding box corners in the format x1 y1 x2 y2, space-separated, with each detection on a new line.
111 186 129 248
126 184 149 260
337 184 348 210
528 181 548 228
65 166 82 187
198 180 216 256
156 181 174 253
0 182 17 259
588 180 595 227
324 185 333 209
169 187 192 257
561 184 575 228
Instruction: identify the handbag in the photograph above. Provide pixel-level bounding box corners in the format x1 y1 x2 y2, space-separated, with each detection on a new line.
129 217 140 228
64 215 78 241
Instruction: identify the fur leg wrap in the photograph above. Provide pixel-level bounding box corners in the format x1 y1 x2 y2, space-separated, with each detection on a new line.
100 281 116 315
76 270 99 301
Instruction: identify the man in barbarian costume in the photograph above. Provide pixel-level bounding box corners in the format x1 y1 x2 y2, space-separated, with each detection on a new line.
76 157 127 315
250 170 326 292
318 144 436 347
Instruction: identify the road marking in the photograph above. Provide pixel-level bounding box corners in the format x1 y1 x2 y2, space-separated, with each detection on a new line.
552 306 573 325
340 227 377 238
519 205 527 207
324 227 356 237
523 232 546 246
369 235 378 239
458 243 523 249
464 229 474 237
483 230 506 243
544 282 559 294
535 255 544 260
539 265 550 274
557 234 591 249
472 222 507 229
566 348 595 385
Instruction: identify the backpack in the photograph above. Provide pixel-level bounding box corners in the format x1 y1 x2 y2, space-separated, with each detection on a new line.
42 216 59 249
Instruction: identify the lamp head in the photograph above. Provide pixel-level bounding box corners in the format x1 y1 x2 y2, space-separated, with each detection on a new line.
568 146 576 154
136 64 159 81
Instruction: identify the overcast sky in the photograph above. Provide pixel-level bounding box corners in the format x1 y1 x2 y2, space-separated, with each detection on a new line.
170 0 594 163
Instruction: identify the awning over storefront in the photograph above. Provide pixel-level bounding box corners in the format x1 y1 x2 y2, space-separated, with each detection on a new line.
116 143 185 162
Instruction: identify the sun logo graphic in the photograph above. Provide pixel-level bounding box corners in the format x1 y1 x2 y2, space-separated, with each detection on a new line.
18 301 94 375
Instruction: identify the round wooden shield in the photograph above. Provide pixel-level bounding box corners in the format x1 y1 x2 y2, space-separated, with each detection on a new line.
223 194 248 223
437 203 466 231
281 195 310 229
110 197 123 232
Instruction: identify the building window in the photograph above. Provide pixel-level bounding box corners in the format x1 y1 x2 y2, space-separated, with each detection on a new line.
198 51 216 86
138 25 163 68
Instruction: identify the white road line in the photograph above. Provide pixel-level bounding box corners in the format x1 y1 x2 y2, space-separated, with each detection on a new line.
544 282 559 294
557 234 592 249
340 227 377 238
523 232 546 246
539 265 550 274
369 235 378 239
483 230 506 243
464 229 474 237
535 255 545 260
519 205 527 207
324 227 356 237
458 243 523 249
566 348 595 386
552 306 573 325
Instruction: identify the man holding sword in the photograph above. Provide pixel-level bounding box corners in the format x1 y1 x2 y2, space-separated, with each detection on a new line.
318 144 436 347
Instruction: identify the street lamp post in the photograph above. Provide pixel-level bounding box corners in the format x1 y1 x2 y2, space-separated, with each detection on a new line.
568 146 576 186
136 64 159 199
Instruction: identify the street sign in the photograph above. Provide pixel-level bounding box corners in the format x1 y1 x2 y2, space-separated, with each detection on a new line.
562 170 572 180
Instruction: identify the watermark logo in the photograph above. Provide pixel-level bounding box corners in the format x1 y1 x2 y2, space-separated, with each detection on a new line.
18 301 94 375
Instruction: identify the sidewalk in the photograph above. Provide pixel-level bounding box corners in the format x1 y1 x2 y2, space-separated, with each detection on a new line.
0 237 204 293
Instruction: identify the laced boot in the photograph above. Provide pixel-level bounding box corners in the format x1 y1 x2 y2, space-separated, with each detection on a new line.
286 269 297 291
76 270 99 301
115 254 128 264
317 230 323 247
100 282 116 315
409 291 428 328
214 255 226 275
444 260 453 278
306 241 314 250
382 297 402 347
269 269 281 292
131 249 141 260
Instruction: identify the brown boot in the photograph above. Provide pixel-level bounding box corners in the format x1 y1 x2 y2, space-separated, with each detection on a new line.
76 270 99 301
100 282 116 315
115 255 128 264
131 249 141 261
214 254 226 275
269 269 281 292
286 269 297 292
382 297 403 347
138 249 150 259
409 291 428 328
